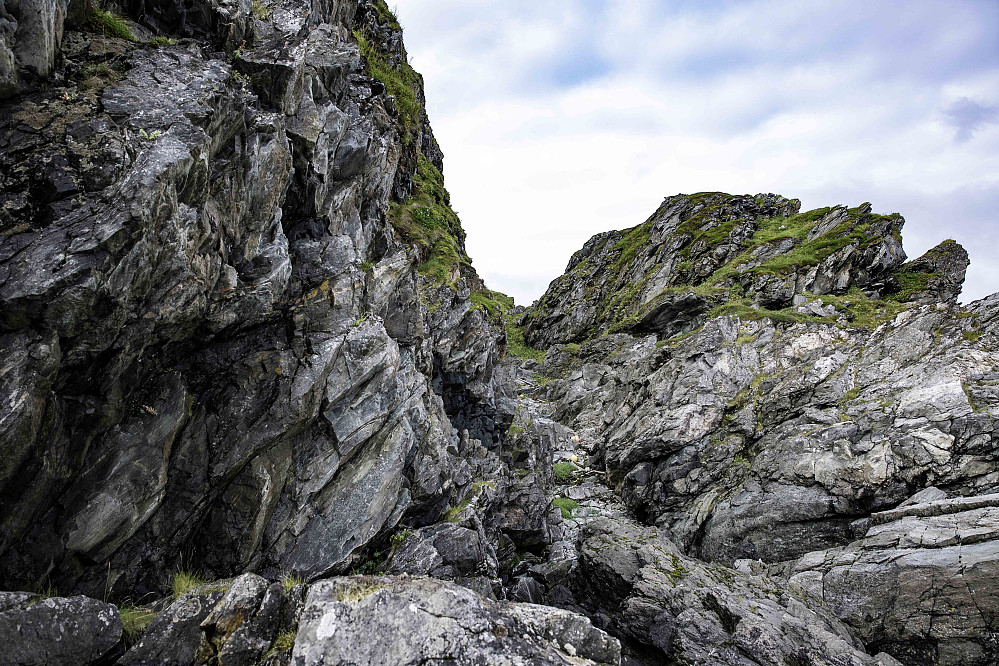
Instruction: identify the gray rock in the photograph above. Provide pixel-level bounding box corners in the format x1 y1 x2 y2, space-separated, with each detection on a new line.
0 593 122 666
572 516 891 666
774 494 999 666
292 576 620 665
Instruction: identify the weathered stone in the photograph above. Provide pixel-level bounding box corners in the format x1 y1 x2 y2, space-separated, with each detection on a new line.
0 593 122 666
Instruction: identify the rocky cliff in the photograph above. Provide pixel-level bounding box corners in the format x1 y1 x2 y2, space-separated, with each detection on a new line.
0 2 997 665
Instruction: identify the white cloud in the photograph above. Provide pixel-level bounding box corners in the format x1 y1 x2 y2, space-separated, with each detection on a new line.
392 0 999 305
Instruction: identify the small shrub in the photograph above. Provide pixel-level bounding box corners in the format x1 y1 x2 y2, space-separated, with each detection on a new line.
552 462 577 482
552 497 578 518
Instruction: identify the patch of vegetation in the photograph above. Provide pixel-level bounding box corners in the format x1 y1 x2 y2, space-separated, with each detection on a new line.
552 497 579 518
562 343 581 356
389 155 467 286
148 36 177 47
280 573 305 591
964 330 981 343
553 462 578 482
507 424 525 436
470 290 512 318
335 580 383 603
813 287 907 329
371 0 402 29
390 528 412 549
360 261 374 273
885 268 933 302
251 0 273 19
268 629 297 654
503 312 546 362
354 29 422 139
119 604 157 646
171 570 205 600
86 7 137 41
444 497 474 522
532 373 556 386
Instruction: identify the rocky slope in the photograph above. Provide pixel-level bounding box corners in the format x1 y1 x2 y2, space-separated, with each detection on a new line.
1 2 998 665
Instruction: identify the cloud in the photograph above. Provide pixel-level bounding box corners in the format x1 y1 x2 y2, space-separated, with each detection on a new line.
392 0 999 306
943 97 999 142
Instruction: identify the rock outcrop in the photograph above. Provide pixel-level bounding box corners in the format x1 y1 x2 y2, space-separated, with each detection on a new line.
1 1 998 665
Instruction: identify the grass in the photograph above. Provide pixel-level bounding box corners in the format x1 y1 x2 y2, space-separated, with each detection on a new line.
335 580 382 603
553 462 578 482
268 629 297 655
354 30 422 140
503 312 545 362
886 268 933 302
470 290 512 318
171 570 205 600
552 497 579 518
280 573 305 591
86 7 137 41
148 36 176 47
119 604 157 646
389 155 467 286
372 0 402 29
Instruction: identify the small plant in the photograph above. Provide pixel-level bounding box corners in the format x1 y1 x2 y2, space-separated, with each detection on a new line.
119 604 157 646
149 36 177 47
270 628 297 652
551 497 578 519
964 330 982 343
86 7 137 41
390 528 412 550
335 580 382 603
233 40 247 59
171 570 205 600
552 462 577 482
139 129 162 141
280 573 305 591
360 261 374 272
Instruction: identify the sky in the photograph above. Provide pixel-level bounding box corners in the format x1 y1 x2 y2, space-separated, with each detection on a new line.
390 0 999 306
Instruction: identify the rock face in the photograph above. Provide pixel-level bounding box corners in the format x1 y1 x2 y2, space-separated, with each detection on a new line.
0 0 508 600
522 193 909 347
768 493 999 666
2 2 999 666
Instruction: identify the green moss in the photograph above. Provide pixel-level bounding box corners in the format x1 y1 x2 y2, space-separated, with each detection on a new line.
964 330 982 343
86 8 137 41
148 36 177 47
886 269 933 302
553 462 578 482
354 30 422 140
552 497 579 518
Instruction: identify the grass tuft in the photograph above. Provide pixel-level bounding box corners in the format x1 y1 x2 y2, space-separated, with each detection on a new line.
86 8 137 41
119 604 157 646
553 462 578 482
171 570 205 600
552 496 579 518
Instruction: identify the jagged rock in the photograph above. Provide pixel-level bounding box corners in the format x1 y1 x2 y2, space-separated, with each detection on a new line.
571 516 899 666
383 523 494 581
0 0 507 603
293 576 621 665
0 593 122 666
523 194 909 347
891 239 970 305
5 0 68 79
536 293 999 565
769 494 999 666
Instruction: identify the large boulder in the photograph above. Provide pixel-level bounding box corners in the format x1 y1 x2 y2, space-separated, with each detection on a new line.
293 576 621 665
0 592 122 666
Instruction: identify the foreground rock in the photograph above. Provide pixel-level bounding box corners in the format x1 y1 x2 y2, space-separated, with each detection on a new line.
766 493 999 666
294 575 620 665
567 516 900 666
0 592 122 666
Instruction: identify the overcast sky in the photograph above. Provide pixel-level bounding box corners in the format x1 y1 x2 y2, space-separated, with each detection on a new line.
391 0 999 306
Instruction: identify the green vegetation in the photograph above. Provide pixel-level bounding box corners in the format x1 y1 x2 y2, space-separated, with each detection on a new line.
389 155 466 285
119 604 157 646
553 462 578 482
171 570 205 600
470 289 513 318
148 36 177 47
372 0 402 29
503 312 545 362
552 497 579 518
269 629 297 654
86 7 137 41
354 30 422 140
335 580 382 603
280 573 305 591
390 528 412 549
444 497 473 522
886 268 933 302
251 0 273 19
964 330 982 343
507 424 525 436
